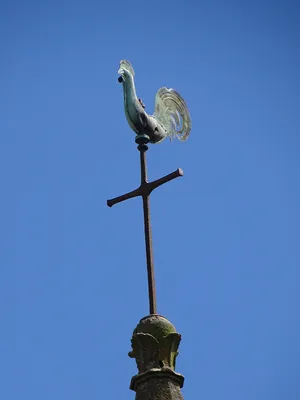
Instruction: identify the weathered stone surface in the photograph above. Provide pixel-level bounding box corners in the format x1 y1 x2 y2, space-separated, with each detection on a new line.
134 374 184 400
129 315 181 373
129 315 184 400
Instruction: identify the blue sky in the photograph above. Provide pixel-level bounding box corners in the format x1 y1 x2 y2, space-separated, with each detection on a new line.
1 0 300 399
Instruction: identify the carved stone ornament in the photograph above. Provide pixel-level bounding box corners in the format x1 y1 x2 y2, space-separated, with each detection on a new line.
129 315 182 373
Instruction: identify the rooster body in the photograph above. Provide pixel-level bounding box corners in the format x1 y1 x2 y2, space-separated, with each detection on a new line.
118 60 191 144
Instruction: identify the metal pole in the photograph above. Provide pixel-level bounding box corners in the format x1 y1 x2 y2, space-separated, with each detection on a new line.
107 134 183 315
138 145 157 314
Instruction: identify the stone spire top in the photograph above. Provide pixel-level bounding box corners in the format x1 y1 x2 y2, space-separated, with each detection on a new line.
129 315 184 400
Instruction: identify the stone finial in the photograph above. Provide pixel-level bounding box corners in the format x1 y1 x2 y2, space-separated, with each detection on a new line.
129 315 181 373
129 315 184 398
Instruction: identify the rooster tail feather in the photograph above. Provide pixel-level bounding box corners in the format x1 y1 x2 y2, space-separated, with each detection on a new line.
153 87 191 141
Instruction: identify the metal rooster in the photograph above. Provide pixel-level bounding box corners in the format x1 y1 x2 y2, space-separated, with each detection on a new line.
118 60 192 144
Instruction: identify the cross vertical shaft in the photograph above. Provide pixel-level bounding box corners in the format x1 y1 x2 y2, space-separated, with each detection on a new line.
139 145 156 314
107 134 183 315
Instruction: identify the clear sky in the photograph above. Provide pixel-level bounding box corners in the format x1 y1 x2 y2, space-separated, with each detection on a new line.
1 0 300 399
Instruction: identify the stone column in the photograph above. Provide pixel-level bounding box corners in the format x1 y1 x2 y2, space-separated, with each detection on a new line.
129 315 184 400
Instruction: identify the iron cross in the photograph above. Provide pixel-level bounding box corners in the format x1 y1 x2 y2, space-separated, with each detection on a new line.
107 134 183 315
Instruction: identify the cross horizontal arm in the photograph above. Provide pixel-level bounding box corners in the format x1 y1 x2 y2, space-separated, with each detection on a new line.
147 168 184 194
106 168 183 208
107 186 142 208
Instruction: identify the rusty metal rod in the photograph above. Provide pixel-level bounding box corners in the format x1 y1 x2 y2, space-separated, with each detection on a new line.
139 147 157 314
107 187 141 208
148 168 184 193
106 136 183 315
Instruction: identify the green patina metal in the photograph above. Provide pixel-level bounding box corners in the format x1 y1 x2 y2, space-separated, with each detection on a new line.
118 59 192 144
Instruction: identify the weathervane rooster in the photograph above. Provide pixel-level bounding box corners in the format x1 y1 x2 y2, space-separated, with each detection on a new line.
118 60 192 144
